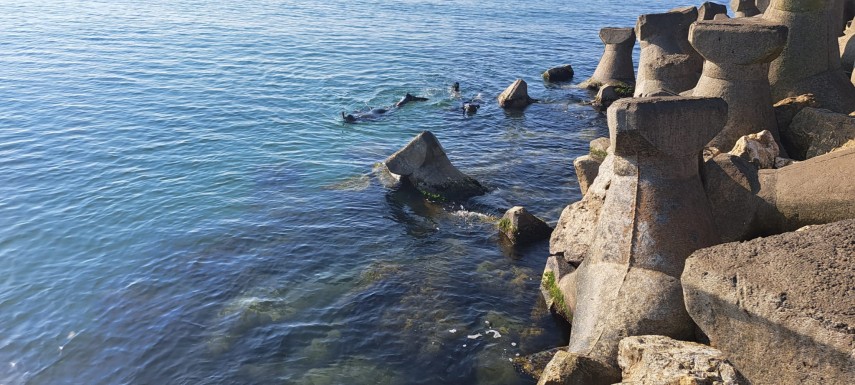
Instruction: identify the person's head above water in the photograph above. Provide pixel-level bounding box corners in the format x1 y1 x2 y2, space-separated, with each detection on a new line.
341 111 357 123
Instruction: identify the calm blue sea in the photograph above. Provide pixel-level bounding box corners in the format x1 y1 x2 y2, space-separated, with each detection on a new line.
1 1 692 384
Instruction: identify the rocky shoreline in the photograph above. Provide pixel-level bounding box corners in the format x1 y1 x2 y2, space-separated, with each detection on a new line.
378 1 855 384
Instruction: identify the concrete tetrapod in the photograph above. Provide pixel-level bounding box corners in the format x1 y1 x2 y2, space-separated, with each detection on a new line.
764 0 855 113
698 2 728 20
731 0 761 17
384 131 487 201
702 147 855 241
634 7 704 97
581 27 635 89
540 97 728 385
688 18 789 152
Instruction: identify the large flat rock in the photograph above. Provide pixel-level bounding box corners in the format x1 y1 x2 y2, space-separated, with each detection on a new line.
682 219 855 385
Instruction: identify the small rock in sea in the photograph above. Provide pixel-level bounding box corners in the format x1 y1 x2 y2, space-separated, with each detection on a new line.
497 206 552 245
384 131 487 201
497 79 536 109
542 64 574 82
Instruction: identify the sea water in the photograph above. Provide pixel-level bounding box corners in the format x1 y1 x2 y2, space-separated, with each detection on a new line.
0 1 692 384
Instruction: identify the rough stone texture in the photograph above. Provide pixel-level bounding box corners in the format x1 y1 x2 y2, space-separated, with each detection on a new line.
774 156 795 168
701 153 763 242
541 255 576 322
839 20 855 75
543 65 575 82
536 351 621 385
498 79 535 109
573 155 601 196
590 137 610 156
699 2 728 20
592 85 620 112
559 97 727 384
784 107 855 159
616 335 746 385
773 93 819 137
582 28 636 89
727 130 780 169
682 219 855 385
512 347 566 380
731 0 761 17
702 148 855 242
635 7 704 97
756 0 770 12
384 131 486 200
548 152 615 262
756 147 855 231
764 0 855 113
499 206 553 245
688 18 789 153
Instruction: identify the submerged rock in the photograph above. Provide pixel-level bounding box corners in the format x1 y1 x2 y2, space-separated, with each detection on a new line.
498 79 536 109
384 131 487 201
537 350 621 385
512 347 566 379
542 65 575 82
616 335 746 385
682 219 855 385
497 206 552 245
540 255 575 323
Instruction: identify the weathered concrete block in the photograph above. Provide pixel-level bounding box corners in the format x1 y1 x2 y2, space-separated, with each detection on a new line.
384 131 486 200
731 0 761 17
703 147 855 241
784 107 855 159
756 147 855 231
573 155 601 196
581 27 636 89
689 18 789 153
540 255 576 322
773 93 819 136
698 2 728 20
683 219 855 385
616 335 746 385
498 79 535 109
537 350 621 385
764 0 855 113
560 97 727 383
498 206 552 245
635 7 704 97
